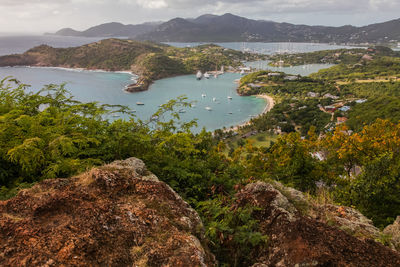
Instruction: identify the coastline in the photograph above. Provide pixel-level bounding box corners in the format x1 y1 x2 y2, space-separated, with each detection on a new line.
227 94 275 132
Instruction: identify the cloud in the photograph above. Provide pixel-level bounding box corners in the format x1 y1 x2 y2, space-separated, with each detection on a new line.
0 0 399 33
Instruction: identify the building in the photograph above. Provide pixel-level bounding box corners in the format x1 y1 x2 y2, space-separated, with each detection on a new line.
323 93 339 100
339 106 351 112
337 117 348 124
284 75 299 81
355 99 367 104
307 92 319 98
324 105 337 112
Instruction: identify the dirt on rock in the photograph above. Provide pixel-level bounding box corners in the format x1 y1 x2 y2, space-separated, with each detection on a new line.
0 158 215 267
235 182 400 267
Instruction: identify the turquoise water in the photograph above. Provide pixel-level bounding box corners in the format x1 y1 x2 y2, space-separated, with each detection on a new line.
0 37 339 132
245 60 334 76
166 42 361 54
0 67 266 132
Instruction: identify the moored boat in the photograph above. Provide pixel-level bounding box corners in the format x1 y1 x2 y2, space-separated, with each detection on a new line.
196 71 203 80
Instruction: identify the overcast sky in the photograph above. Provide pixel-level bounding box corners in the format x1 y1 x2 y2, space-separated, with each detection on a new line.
1 0 400 34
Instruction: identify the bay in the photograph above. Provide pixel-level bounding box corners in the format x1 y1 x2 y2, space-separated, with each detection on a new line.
0 67 266 132
0 36 341 132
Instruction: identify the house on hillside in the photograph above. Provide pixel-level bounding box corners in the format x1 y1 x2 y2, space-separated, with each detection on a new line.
323 93 339 100
339 106 351 112
337 117 348 124
284 75 298 81
307 92 319 98
324 105 337 113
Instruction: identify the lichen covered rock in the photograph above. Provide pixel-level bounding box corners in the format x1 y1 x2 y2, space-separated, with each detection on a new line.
0 158 215 267
235 182 400 267
384 216 400 251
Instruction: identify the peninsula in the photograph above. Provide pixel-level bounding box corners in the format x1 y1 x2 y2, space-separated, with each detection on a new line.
0 38 262 91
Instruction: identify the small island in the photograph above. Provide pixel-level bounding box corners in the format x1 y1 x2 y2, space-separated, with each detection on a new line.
0 38 263 92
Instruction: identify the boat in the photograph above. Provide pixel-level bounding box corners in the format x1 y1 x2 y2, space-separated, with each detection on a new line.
136 102 144 105
179 109 186 113
228 112 233 114
204 72 210 79
214 74 218 78
196 71 203 80
240 69 245 75
227 96 233 100
212 97 217 102
205 107 212 111
201 94 206 98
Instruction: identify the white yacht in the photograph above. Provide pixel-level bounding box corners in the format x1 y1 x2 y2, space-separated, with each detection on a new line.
201 94 206 98
136 102 144 105
227 96 233 100
205 106 212 111
196 71 203 80
204 72 210 79
212 97 217 102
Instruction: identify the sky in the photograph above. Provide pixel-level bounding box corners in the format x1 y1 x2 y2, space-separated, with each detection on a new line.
1 0 400 34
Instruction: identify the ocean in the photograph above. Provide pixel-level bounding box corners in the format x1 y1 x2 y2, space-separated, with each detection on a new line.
0 35 338 131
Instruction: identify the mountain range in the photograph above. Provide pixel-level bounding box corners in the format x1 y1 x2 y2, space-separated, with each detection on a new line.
50 13 400 44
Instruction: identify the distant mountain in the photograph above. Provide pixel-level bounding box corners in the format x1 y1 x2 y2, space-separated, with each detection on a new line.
49 22 160 38
136 13 400 44
50 14 400 44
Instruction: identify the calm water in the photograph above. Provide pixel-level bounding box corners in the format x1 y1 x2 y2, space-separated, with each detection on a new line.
0 36 339 131
0 67 266 132
245 60 334 75
165 42 361 55
0 35 105 56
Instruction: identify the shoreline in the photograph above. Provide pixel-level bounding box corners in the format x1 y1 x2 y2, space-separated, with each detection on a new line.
227 94 275 132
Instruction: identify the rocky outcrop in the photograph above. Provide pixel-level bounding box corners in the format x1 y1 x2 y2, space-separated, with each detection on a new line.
0 158 215 267
384 216 400 251
235 182 400 267
272 181 381 241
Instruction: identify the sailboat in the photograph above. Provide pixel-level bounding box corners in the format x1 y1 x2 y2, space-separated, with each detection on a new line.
196 71 203 80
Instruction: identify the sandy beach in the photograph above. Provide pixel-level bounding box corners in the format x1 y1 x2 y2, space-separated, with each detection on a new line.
227 94 275 132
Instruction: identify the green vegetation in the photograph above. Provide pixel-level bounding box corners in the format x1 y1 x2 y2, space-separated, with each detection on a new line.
3 45 400 264
268 46 399 67
0 39 263 89
311 57 400 81
2 76 400 263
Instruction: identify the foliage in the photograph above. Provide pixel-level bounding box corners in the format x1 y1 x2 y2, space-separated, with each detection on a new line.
198 196 268 267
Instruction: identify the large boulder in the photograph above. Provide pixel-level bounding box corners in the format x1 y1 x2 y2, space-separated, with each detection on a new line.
0 158 215 267
235 181 400 267
384 216 400 251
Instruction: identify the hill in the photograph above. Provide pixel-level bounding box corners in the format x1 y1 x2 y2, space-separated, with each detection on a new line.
0 38 261 91
48 22 160 38
136 13 400 43
1 158 400 266
50 13 400 44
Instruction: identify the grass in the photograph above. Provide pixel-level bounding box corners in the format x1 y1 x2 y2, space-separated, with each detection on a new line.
246 132 278 148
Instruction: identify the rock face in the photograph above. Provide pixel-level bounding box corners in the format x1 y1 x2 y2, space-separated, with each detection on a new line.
0 158 215 267
235 182 400 267
384 216 400 251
